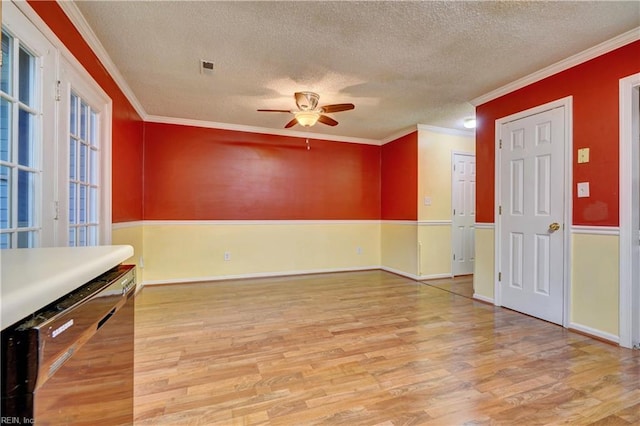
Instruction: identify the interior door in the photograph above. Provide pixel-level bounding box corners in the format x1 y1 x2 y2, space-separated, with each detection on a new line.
499 106 565 325
452 153 476 276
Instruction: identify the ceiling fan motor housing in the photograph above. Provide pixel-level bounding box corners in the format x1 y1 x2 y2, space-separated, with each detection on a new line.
295 91 320 111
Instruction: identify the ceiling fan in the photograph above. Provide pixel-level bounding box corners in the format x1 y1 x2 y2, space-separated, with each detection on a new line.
258 92 355 128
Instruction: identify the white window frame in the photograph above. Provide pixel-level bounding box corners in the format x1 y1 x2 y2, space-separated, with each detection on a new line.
2 0 112 248
58 56 112 246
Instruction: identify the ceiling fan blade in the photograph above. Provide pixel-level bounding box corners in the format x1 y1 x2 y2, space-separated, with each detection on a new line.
257 109 291 113
318 115 338 126
284 118 298 128
320 103 355 113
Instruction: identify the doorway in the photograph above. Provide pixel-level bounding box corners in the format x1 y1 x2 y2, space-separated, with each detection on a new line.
451 152 476 276
495 97 572 326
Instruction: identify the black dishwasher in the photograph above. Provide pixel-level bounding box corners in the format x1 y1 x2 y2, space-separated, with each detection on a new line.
1 264 135 425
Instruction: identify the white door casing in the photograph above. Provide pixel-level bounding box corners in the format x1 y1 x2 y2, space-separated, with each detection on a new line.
619 72 640 349
452 153 476 276
495 98 571 326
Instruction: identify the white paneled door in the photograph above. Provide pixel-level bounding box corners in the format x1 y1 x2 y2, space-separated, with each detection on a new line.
452 153 476 276
499 106 565 325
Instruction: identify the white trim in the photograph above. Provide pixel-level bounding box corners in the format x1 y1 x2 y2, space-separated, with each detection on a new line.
112 221 145 230
619 72 640 349
138 219 381 227
417 220 452 226
381 220 417 226
569 322 620 345
494 96 573 329
417 124 475 138
472 28 640 107
475 223 495 230
145 115 381 146
419 273 453 280
141 266 380 286
379 126 418 145
571 226 620 236
473 294 494 304
380 266 420 281
55 0 147 120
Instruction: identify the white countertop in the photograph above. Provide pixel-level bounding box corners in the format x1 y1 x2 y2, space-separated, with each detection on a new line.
1 245 134 329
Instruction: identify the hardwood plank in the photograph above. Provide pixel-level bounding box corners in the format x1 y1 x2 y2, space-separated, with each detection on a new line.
134 270 640 425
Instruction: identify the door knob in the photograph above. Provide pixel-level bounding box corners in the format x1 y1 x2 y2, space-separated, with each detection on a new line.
549 222 560 232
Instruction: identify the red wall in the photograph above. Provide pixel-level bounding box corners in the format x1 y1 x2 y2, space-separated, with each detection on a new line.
28 1 144 223
143 123 381 220
381 132 418 220
476 41 640 226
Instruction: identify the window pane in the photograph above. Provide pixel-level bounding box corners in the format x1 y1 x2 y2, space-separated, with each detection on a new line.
17 230 35 248
89 148 98 185
0 232 10 249
80 101 88 141
69 138 77 180
0 166 10 229
69 227 76 247
18 109 36 167
70 93 78 137
18 46 35 107
79 184 86 223
88 225 98 246
17 170 35 227
79 143 87 182
90 110 98 146
1 31 12 95
0 98 10 162
78 226 86 247
89 187 97 223
69 182 76 224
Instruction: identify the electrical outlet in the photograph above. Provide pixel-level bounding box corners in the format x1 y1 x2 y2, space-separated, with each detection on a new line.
357 247 363 255
224 251 231 261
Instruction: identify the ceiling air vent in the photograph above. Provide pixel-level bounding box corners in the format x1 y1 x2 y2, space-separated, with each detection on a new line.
200 60 215 75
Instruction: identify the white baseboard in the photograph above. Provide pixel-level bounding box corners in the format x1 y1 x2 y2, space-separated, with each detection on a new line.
569 322 619 344
141 266 380 286
379 266 420 281
473 293 495 304
418 273 453 280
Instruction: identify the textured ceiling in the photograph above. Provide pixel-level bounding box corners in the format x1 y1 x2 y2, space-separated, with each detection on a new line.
73 1 640 141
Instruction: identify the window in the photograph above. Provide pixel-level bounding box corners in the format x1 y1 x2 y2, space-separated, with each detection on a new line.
1 2 111 249
68 93 100 246
1 28 46 248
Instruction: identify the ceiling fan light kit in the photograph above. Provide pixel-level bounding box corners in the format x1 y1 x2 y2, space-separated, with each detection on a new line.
295 111 321 127
258 91 355 128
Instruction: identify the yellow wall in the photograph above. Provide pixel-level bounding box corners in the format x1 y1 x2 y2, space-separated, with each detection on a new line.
416 126 475 278
112 223 144 286
418 224 452 278
473 227 495 301
571 233 619 337
381 222 418 278
142 221 380 283
417 127 475 221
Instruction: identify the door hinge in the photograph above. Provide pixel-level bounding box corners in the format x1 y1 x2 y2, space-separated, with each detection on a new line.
453 208 456 215
453 254 456 260
499 205 502 215
53 201 59 220
499 139 503 149
55 80 61 101
498 272 502 281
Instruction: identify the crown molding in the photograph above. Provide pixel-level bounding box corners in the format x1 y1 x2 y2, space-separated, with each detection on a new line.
56 0 148 120
379 126 418 145
145 115 381 145
471 27 640 107
417 124 475 137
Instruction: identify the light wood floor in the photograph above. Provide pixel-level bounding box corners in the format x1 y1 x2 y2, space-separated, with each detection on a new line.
134 270 640 425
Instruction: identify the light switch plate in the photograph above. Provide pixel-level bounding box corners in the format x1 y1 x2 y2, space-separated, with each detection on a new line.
577 182 590 198
424 196 432 206
577 148 590 164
